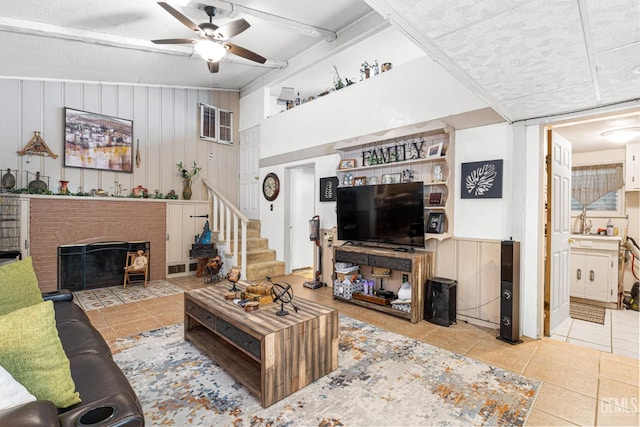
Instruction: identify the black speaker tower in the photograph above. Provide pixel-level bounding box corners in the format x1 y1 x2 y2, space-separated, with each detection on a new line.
497 240 522 344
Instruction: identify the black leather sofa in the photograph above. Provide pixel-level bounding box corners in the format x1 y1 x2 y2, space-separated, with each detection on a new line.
0 290 145 427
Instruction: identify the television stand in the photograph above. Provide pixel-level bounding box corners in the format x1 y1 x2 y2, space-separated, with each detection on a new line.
333 245 434 323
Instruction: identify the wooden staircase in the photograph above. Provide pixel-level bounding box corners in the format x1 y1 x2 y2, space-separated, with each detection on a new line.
236 220 285 281
203 178 285 282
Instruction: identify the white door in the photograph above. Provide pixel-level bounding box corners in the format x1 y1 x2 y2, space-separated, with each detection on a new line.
239 126 260 219
549 130 572 333
286 164 316 272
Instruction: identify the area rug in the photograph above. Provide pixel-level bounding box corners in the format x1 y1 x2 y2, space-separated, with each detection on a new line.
73 280 184 311
570 301 606 325
112 316 541 426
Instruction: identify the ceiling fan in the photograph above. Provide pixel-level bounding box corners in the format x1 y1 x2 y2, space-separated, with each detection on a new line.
151 1 266 73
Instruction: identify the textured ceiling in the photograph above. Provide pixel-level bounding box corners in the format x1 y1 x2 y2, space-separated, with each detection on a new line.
0 0 638 141
364 0 640 122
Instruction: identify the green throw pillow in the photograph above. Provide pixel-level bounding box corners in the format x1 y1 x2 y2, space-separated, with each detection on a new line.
0 257 43 316
0 300 81 408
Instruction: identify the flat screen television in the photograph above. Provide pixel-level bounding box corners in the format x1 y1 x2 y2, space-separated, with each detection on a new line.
64 108 134 173
337 182 425 248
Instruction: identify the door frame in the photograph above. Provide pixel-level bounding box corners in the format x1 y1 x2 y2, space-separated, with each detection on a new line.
284 163 316 273
541 107 638 336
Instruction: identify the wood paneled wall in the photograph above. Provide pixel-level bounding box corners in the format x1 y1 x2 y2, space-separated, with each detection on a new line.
0 79 239 204
435 238 501 327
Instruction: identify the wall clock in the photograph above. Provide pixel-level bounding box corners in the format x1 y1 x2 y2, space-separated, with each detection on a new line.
262 173 280 201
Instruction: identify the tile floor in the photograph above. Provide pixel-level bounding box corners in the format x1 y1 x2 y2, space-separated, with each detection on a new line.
552 309 640 359
88 274 640 426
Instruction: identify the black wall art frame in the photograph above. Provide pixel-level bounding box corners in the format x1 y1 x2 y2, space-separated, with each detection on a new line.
319 176 339 202
461 159 503 199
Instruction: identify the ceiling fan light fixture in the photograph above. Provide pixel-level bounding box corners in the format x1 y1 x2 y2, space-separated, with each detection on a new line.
194 40 226 62
601 127 640 144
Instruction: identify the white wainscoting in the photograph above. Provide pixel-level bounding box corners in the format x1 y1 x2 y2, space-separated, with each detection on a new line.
435 238 501 328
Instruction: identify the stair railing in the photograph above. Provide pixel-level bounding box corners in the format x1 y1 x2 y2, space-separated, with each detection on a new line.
202 178 248 280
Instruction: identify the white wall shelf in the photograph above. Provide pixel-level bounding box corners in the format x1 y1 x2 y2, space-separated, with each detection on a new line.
335 128 455 244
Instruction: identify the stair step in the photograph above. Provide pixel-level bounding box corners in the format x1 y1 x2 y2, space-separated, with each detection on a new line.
246 260 285 282
225 237 268 251
241 249 277 264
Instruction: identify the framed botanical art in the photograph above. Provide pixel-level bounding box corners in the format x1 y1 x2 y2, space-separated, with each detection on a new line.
461 159 503 199
319 176 339 201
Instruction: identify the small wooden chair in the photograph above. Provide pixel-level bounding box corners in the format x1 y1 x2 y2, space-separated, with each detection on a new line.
123 250 149 288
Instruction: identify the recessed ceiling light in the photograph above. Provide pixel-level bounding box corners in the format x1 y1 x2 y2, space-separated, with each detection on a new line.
601 127 640 143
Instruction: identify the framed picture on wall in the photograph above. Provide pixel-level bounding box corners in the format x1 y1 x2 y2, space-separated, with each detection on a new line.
461 159 503 199
64 108 134 173
319 176 339 202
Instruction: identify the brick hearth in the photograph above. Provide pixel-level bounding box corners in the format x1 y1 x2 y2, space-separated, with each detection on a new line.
29 197 166 292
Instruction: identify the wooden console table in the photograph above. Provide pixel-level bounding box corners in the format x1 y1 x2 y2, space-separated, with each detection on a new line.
184 282 338 407
334 245 434 323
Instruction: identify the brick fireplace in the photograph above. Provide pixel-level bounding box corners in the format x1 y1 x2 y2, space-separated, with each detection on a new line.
29 197 166 292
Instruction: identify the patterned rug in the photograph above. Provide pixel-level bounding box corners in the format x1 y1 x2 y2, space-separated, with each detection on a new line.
570 301 606 325
112 317 541 426
73 280 184 311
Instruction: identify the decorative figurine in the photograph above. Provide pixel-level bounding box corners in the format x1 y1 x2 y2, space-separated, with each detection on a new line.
226 267 241 292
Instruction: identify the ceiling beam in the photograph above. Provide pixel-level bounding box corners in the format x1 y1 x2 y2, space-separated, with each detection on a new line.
0 16 287 69
190 0 337 42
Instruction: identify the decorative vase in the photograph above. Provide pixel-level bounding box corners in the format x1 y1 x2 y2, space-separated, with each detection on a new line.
59 180 69 195
182 178 192 200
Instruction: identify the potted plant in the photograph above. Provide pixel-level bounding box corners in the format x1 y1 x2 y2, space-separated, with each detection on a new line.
177 161 201 200
333 65 345 90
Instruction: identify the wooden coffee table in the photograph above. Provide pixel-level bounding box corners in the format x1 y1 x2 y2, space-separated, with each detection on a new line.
184 281 338 408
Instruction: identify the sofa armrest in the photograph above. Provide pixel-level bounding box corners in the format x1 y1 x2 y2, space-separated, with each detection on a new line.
0 400 60 427
58 392 144 427
42 289 74 302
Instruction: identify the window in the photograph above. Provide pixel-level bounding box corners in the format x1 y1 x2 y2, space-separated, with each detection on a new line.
218 109 233 144
199 103 233 145
571 163 624 216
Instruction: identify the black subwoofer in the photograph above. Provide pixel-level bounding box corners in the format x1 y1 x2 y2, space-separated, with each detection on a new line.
498 240 522 344
425 277 457 327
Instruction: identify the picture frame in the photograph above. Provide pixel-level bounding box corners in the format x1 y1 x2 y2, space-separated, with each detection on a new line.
461 159 503 199
426 141 444 159
426 212 445 234
64 108 134 173
353 176 367 186
339 159 356 170
381 173 401 184
319 176 339 202
428 192 442 205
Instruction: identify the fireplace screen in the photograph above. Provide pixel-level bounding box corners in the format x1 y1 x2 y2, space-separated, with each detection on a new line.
58 241 150 291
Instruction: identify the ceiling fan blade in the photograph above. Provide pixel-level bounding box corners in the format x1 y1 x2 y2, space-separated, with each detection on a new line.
214 19 251 40
224 42 266 64
151 38 196 44
207 61 220 73
157 2 200 32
